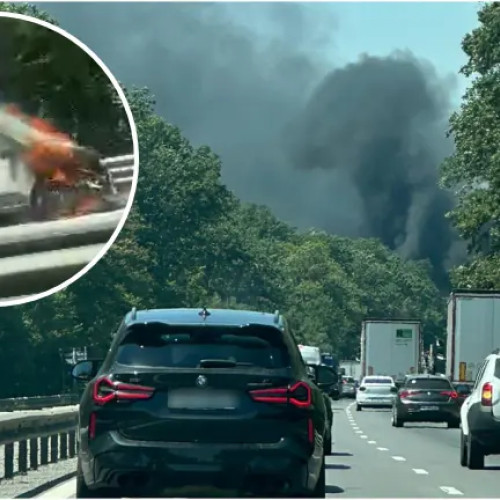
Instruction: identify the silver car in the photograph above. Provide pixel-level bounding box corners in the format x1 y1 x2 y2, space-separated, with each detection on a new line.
341 376 357 398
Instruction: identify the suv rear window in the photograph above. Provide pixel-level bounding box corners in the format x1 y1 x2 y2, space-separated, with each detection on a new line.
406 378 452 390
364 378 392 384
115 324 290 369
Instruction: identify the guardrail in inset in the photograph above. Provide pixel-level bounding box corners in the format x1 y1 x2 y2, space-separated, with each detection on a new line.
0 394 79 413
0 409 78 482
102 154 134 192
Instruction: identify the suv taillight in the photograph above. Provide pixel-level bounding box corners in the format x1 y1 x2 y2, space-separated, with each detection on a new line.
92 376 155 405
249 381 312 408
481 382 493 406
440 390 458 399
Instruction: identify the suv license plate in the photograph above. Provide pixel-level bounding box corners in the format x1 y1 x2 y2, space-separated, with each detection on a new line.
420 405 439 411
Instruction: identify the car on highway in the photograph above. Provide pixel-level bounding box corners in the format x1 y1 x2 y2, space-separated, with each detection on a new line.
356 375 397 410
392 374 461 428
459 350 500 469
340 376 357 398
71 307 329 498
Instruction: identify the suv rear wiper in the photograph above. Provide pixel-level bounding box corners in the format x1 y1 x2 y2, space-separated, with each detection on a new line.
199 359 238 368
198 359 257 368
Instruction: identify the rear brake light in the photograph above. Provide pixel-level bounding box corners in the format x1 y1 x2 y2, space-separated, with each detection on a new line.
92 376 155 405
481 382 493 406
308 418 314 444
249 381 312 408
440 390 458 399
399 390 409 398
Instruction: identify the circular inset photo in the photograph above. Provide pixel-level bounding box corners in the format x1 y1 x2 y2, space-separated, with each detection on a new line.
0 11 138 306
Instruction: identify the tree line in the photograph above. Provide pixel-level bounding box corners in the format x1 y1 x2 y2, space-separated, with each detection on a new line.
0 3 498 398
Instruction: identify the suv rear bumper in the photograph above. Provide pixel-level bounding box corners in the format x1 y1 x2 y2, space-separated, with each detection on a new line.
82 431 321 495
467 403 500 453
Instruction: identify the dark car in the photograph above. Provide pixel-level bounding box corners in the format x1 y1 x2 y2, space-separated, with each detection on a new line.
340 376 356 398
72 308 328 498
392 374 461 428
308 363 340 455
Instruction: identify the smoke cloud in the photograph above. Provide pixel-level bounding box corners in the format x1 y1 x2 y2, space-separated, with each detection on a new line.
42 3 464 285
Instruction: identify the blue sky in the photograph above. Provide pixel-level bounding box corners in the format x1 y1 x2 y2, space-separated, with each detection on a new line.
227 1 481 107
331 2 481 103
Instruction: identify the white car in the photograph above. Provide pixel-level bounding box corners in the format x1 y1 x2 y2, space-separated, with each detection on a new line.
459 351 500 469
356 375 397 411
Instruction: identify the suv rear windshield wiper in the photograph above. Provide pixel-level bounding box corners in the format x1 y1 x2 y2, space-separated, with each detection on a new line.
199 359 256 368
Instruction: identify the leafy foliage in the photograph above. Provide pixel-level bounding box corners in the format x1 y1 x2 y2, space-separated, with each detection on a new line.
440 3 500 288
0 2 131 155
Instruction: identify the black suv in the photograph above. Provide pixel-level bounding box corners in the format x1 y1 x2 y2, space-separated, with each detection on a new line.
72 308 330 498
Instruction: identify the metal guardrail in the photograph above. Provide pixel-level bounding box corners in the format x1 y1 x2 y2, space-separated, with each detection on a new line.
102 154 134 193
0 409 78 483
0 210 124 299
0 395 79 413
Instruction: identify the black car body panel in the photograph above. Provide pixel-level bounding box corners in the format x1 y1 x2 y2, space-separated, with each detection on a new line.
75 308 327 496
393 375 460 424
466 401 500 452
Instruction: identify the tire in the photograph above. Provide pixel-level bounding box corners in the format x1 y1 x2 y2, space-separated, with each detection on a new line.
324 430 332 456
29 181 50 221
466 433 485 470
312 455 326 498
460 431 467 467
448 419 460 429
356 404 361 411
76 457 117 498
393 411 404 428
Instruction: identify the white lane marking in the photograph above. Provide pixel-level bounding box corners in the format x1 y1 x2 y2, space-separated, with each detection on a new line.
413 469 428 475
392 456 406 462
355 430 363 434
440 487 464 496
360 435 368 439
368 440 376 444
377 447 388 451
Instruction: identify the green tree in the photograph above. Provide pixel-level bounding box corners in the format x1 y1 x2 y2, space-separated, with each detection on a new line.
440 3 500 288
0 2 131 155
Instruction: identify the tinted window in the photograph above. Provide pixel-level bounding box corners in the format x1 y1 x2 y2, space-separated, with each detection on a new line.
364 378 392 384
115 324 290 369
495 359 500 379
406 378 452 390
343 377 355 383
454 383 472 394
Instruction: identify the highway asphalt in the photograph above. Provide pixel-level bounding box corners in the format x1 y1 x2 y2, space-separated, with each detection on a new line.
35 400 500 498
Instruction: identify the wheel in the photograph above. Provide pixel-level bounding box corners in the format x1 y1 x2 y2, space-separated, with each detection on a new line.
393 411 404 427
448 419 460 429
324 430 332 456
460 431 467 467
29 181 50 221
312 455 326 498
466 433 484 469
356 404 361 411
76 457 117 498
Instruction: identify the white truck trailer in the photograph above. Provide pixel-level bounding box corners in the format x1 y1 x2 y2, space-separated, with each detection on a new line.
339 360 362 380
360 319 422 382
446 290 500 383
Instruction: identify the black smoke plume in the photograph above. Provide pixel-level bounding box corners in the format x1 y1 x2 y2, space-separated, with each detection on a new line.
42 3 464 286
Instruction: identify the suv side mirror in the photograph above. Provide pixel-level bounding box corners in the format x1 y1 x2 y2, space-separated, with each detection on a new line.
71 359 103 382
316 365 339 389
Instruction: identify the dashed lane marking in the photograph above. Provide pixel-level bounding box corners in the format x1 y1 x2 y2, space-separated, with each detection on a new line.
355 430 363 434
368 440 376 444
392 456 406 462
413 469 429 475
377 447 388 451
360 435 368 439
439 487 464 496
